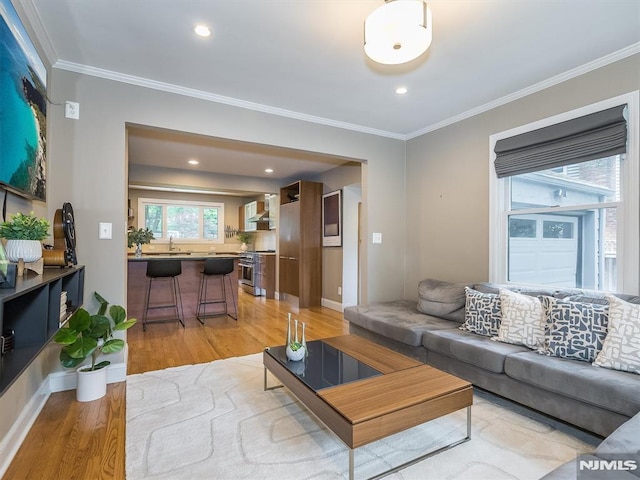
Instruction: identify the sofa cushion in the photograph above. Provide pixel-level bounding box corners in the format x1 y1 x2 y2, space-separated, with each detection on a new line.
494 289 546 349
539 296 609 363
344 301 456 347
423 328 529 373
459 287 501 337
473 282 557 298
594 295 640 375
417 278 467 323
504 351 640 417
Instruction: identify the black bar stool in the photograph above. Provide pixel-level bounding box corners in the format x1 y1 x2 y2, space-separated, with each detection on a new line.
143 260 185 331
197 258 237 323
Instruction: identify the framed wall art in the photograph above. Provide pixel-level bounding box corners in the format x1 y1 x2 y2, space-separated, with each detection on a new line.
322 190 342 247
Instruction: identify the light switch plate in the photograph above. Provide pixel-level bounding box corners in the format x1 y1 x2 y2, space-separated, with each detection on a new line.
372 232 382 244
99 222 112 239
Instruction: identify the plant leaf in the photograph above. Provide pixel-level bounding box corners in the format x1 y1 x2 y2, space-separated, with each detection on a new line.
101 338 124 354
65 337 98 359
94 292 108 316
109 305 126 325
92 361 111 370
88 315 110 338
59 349 84 368
68 309 91 332
53 328 77 345
113 319 136 330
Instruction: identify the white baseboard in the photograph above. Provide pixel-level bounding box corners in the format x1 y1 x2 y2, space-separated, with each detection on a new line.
0 381 50 478
321 298 343 312
49 361 128 392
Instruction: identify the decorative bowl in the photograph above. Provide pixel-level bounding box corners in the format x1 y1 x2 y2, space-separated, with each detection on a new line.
286 345 306 362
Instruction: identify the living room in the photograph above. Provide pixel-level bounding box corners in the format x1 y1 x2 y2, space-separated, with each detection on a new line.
0 1 639 479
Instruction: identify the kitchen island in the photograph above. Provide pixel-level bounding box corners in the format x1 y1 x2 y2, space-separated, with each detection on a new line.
127 254 240 323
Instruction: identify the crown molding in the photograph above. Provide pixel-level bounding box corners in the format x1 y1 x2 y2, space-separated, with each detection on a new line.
406 43 640 140
52 60 406 140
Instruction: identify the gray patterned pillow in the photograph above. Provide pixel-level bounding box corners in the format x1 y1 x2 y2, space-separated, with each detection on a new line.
594 295 640 374
539 296 609 362
459 287 501 337
493 288 546 349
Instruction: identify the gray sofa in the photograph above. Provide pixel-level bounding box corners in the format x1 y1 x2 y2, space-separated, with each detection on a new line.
344 278 640 438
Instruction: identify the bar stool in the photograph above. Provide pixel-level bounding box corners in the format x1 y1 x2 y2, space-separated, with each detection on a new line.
196 258 237 323
143 259 185 331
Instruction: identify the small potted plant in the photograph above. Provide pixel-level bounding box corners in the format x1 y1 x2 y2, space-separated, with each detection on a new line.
127 227 154 257
53 292 137 402
236 231 253 252
0 211 50 262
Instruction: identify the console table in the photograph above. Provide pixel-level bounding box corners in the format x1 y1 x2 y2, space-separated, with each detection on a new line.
0 266 85 395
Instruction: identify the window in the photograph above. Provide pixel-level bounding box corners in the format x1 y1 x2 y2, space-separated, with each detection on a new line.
490 92 639 293
138 198 224 243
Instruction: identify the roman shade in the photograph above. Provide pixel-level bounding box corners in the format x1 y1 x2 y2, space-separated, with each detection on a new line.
494 105 627 178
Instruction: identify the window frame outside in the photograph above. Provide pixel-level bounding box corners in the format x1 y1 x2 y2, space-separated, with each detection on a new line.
137 197 225 244
489 91 639 294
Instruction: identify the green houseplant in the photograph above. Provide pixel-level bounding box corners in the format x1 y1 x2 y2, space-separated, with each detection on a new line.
54 292 137 401
236 231 253 252
127 227 154 257
0 211 50 262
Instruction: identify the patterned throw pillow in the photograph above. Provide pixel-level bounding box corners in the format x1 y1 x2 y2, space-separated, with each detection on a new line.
594 295 640 374
493 289 546 349
459 287 501 337
539 296 609 362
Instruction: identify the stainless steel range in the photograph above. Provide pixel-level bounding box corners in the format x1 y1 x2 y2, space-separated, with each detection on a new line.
238 250 275 296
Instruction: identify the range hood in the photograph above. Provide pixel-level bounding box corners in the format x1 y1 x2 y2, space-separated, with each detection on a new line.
247 210 269 222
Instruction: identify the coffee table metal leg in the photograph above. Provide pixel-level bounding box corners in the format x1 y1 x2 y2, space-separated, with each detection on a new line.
349 449 355 480
263 367 284 391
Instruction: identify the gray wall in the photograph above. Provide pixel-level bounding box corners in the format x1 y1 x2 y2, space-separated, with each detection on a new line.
48 70 407 310
405 54 640 299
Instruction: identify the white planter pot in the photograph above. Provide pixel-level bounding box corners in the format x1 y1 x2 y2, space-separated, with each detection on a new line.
4 239 42 263
76 366 107 402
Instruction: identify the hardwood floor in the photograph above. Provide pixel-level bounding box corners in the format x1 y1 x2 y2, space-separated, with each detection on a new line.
3 290 349 480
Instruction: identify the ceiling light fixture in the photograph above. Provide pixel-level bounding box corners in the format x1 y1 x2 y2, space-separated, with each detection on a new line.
194 24 212 38
364 0 432 65
265 168 274 174
395 86 408 95
188 159 199 165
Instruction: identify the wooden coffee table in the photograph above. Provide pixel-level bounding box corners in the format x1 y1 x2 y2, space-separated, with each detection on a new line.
263 335 473 479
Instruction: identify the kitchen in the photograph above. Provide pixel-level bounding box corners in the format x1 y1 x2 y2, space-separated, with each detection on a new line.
125 124 363 325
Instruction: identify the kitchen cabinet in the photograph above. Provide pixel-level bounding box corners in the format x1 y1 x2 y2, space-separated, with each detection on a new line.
278 180 322 307
268 194 278 230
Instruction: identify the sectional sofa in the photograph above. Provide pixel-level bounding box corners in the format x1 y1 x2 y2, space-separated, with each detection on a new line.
344 278 640 438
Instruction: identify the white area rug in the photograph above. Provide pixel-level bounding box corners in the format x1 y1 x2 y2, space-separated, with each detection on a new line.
126 354 597 480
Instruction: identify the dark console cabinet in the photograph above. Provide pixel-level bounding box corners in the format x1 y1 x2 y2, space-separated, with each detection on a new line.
0 266 85 395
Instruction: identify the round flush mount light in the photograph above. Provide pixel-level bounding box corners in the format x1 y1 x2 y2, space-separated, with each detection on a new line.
264 168 274 174
364 1 432 65
194 24 212 38
188 159 199 165
395 86 408 95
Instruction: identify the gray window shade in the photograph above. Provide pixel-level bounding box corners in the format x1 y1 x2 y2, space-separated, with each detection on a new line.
494 105 627 178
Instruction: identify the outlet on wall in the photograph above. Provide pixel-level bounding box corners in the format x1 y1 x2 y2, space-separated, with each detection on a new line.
337 286 342 296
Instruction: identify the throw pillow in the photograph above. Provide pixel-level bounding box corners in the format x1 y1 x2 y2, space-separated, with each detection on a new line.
539 296 609 362
493 289 546 349
594 295 640 374
459 287 501 337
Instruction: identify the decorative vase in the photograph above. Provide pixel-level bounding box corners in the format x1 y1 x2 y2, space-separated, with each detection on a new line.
286 344 306 362
5 239 42 263
240 242 248 252
135 243 143 258
286 313 291 345
76 365 107 402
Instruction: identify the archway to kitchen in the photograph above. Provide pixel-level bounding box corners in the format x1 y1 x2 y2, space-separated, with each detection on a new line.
124 123 363 317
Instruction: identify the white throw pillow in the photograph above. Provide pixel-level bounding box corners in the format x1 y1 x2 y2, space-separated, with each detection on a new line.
594 295 640 374
493 289 546 349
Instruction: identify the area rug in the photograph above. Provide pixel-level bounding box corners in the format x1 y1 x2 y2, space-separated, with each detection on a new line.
126 354 598 480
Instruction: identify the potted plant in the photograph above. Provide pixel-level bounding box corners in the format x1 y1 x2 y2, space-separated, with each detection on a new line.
236 231 253 252
127 227 154 257
0 211 50 262
53 292 137 402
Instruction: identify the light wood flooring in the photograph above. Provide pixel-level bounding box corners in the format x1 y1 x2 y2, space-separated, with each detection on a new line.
3 290 349 480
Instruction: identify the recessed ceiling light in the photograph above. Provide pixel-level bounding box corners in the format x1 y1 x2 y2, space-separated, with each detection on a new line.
395 86 408 95
265 168 274 174
194 25 212 38
188 159 199 165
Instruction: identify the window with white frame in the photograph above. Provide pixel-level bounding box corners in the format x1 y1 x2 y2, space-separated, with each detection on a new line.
489 92 639 294
138 198 225 243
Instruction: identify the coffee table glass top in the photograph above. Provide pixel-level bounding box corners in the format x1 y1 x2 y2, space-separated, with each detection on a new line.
265 339 382 391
